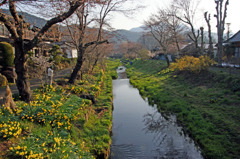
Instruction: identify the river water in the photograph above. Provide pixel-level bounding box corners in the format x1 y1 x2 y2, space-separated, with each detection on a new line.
110 66 203 159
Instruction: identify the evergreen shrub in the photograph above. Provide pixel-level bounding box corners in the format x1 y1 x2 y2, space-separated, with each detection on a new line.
0 42 14 69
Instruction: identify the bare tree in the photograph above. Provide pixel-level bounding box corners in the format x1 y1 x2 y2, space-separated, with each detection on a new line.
67 0 136 84
145 9 178 67
167 4 185 53
0 1 89 102
174 0 201 55
204 12 214 58
214 0 229 63
118 42 143 60
66 2 109 84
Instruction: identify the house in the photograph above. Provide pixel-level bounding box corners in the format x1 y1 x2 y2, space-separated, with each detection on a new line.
32 42 53 57
224 30 240 64
180 43 217 58
55 42 77 58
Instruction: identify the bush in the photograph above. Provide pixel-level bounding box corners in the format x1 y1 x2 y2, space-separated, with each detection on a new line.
0 73 8 86
49 45 63 57
27 51 34 57
0 42 14 69
170 55 215 73
54 55 63 65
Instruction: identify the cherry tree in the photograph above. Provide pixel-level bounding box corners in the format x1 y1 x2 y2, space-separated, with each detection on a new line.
0 0 98 102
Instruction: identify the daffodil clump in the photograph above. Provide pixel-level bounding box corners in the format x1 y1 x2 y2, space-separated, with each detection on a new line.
0 107 22 139
9 130 94 159
0 121 22 139
66 70 104 97
0 61 119 159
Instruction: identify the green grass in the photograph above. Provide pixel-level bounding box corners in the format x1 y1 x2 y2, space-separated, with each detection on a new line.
126 59 240 159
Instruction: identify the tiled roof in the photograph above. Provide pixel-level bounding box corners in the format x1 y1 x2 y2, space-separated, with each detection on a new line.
227 30 240 43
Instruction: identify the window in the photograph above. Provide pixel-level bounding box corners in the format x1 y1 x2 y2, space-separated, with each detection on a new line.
235 47 240 58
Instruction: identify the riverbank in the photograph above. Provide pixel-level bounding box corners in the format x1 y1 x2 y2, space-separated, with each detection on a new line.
0 60 121 159
126 60 240 159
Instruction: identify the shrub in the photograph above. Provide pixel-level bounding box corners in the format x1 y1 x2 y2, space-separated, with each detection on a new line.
0 42 14 69
0 73 8 86
49 45 63 57
54 55 63 65
27 51 34 57
170 55 215 73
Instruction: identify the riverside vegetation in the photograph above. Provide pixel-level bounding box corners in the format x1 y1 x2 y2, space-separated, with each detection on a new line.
0 60 121 159
126 58 240 159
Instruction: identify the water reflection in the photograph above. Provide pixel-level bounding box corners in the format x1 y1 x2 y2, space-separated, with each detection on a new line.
143 111 168 146
110 66 203 159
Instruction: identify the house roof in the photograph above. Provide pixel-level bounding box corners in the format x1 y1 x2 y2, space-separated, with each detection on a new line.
54 42 76 49
226 30 240 43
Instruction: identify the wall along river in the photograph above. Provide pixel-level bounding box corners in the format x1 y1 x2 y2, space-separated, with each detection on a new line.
110 66 203 159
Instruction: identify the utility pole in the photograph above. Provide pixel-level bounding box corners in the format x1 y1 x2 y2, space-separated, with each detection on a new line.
226 23 231 40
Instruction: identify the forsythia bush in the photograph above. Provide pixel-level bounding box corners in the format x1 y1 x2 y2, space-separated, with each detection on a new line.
170 55 215 73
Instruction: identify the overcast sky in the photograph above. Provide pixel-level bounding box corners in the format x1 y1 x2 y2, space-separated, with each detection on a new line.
110 0 240 34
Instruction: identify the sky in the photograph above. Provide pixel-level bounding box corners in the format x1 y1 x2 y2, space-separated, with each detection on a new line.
110 0 240 34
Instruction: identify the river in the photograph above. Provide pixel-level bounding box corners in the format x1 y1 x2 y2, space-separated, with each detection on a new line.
110 66 203 159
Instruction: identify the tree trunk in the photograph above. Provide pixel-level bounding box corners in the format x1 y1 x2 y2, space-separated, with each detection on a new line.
12 40 38 103
164 54 170 67
217 39 223 63
14 40 31 102
90 53 100 73
204 12 214 58
217 25 223 63
69 47 84 84
200 27 204 55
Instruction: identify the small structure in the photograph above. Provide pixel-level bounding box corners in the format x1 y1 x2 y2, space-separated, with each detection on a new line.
55 42 77 58
32 41 53 57
180 43 217 58
224 30 240 64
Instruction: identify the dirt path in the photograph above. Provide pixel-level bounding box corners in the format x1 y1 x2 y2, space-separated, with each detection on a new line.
0 68 72 98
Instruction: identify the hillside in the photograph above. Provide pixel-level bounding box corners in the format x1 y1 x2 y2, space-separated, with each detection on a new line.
129 25 147 33
111 29 143 43
1 9 47 28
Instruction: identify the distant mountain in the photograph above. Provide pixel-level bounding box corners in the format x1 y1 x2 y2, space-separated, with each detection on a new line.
111 29 143 43
1 9 47 28
129 25 147 33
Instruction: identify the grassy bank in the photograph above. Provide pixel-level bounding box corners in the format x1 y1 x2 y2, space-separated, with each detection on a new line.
0 60 120 159
126 59 240 159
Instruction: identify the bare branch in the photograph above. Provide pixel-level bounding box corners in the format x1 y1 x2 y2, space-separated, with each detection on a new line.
84 39 108 49
27 1 83 50
0 0 7 6
0 12 18 39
